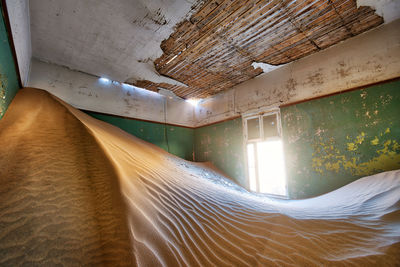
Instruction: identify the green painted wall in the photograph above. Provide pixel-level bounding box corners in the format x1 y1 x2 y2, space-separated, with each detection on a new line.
85 79 400 197
194 118 246 187
0 2 20 118
281 79 400 199
84 111 194 160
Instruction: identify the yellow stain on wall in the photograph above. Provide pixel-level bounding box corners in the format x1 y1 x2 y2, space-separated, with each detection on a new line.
347 143 356 151
393 142 400 151
325 161 341 173
346 132 366 151
355 132 365 144
378 140 392 154
371 137 379 145
342 157 357 169
312 132 400 177
352 140 400 176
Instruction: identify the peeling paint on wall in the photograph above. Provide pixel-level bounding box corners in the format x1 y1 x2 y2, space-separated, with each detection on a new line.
311 130 399 176
0 73 7 116
282 79 400 199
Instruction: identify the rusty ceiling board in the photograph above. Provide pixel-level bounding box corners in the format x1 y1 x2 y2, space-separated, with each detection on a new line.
135 0 383 99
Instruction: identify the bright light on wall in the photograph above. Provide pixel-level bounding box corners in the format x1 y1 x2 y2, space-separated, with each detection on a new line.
99 77 111 83
98 77 165 99
122 83 134 90
186 98 201 106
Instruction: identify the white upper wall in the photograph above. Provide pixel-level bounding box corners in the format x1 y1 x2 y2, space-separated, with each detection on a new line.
28 59 195 127
27 19 400 128
195 18 400 127
6 0 32 86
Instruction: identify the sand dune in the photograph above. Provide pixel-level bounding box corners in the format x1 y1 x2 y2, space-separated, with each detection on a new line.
0 88 399 266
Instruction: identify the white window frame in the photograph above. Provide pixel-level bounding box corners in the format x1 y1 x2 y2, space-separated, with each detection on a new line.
242 109 288 198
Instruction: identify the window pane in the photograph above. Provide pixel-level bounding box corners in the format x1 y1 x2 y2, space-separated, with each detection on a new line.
256 140 287 196
246 143 257 192
247 118 260 140
263 114 278 138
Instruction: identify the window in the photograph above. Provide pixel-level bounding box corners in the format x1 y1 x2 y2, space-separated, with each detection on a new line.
244 111 287 197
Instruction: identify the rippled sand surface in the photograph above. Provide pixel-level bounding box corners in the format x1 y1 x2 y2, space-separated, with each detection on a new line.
0 88 399 266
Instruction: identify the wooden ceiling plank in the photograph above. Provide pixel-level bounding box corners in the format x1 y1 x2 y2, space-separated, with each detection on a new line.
158 1 265 72
230 3 293 48
163 0 256 58
148 0 385 98
221 0 287 40
232 0 317 43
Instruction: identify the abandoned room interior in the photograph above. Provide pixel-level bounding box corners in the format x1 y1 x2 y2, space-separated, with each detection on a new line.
0 0 399 265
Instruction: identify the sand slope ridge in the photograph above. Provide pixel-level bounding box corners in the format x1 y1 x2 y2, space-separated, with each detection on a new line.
0 88 135 265
1 88 399 266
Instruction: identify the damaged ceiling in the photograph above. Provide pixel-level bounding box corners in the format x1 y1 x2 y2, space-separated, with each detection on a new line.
30 0 384 99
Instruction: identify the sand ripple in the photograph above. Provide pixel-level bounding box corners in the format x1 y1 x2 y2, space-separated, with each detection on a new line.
0 88 399 266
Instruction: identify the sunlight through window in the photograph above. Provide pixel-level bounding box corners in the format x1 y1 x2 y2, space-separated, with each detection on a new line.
246 143 257 192
245 111 287 197
257 140 287 196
